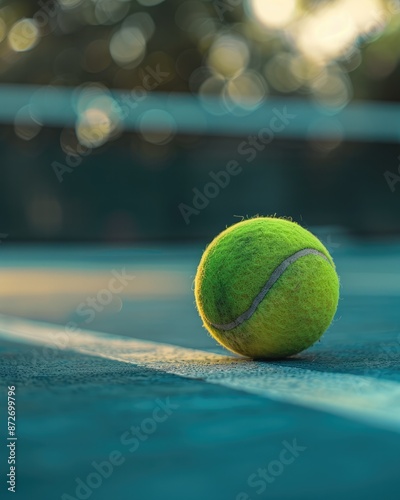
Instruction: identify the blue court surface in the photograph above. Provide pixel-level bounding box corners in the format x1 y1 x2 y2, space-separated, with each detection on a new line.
1 241 400 500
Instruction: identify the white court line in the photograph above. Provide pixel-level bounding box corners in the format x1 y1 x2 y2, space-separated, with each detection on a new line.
1 314 400 433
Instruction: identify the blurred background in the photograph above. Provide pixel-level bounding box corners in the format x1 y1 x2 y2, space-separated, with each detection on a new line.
2 7 400 500
1 0 400 241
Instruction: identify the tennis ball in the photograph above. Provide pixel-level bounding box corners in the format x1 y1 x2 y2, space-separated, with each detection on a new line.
195 217 339 359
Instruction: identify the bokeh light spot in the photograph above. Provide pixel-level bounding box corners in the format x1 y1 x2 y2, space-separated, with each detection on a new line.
58 0 83 9
224 72 266 114
110 27 146 67
264 53 301 93
311 68 352 110
175 1 208 32
139 109 176 145
199 76 228 115
95 0 130 25
76 108 113 148
308 118 344 153
8 19 39 52
250 0 297 29
137 0 165 6
14 105 41 141
0 18 7 43
208 34 250 78
122 12 155 41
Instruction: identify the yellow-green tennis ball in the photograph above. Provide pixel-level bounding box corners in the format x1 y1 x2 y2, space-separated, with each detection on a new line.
194 217 339 359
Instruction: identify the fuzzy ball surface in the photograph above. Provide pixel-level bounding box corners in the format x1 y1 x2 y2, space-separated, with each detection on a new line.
194 217 340 359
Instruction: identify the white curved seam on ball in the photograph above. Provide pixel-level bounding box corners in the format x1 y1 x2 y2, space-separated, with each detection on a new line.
207 248 330 331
